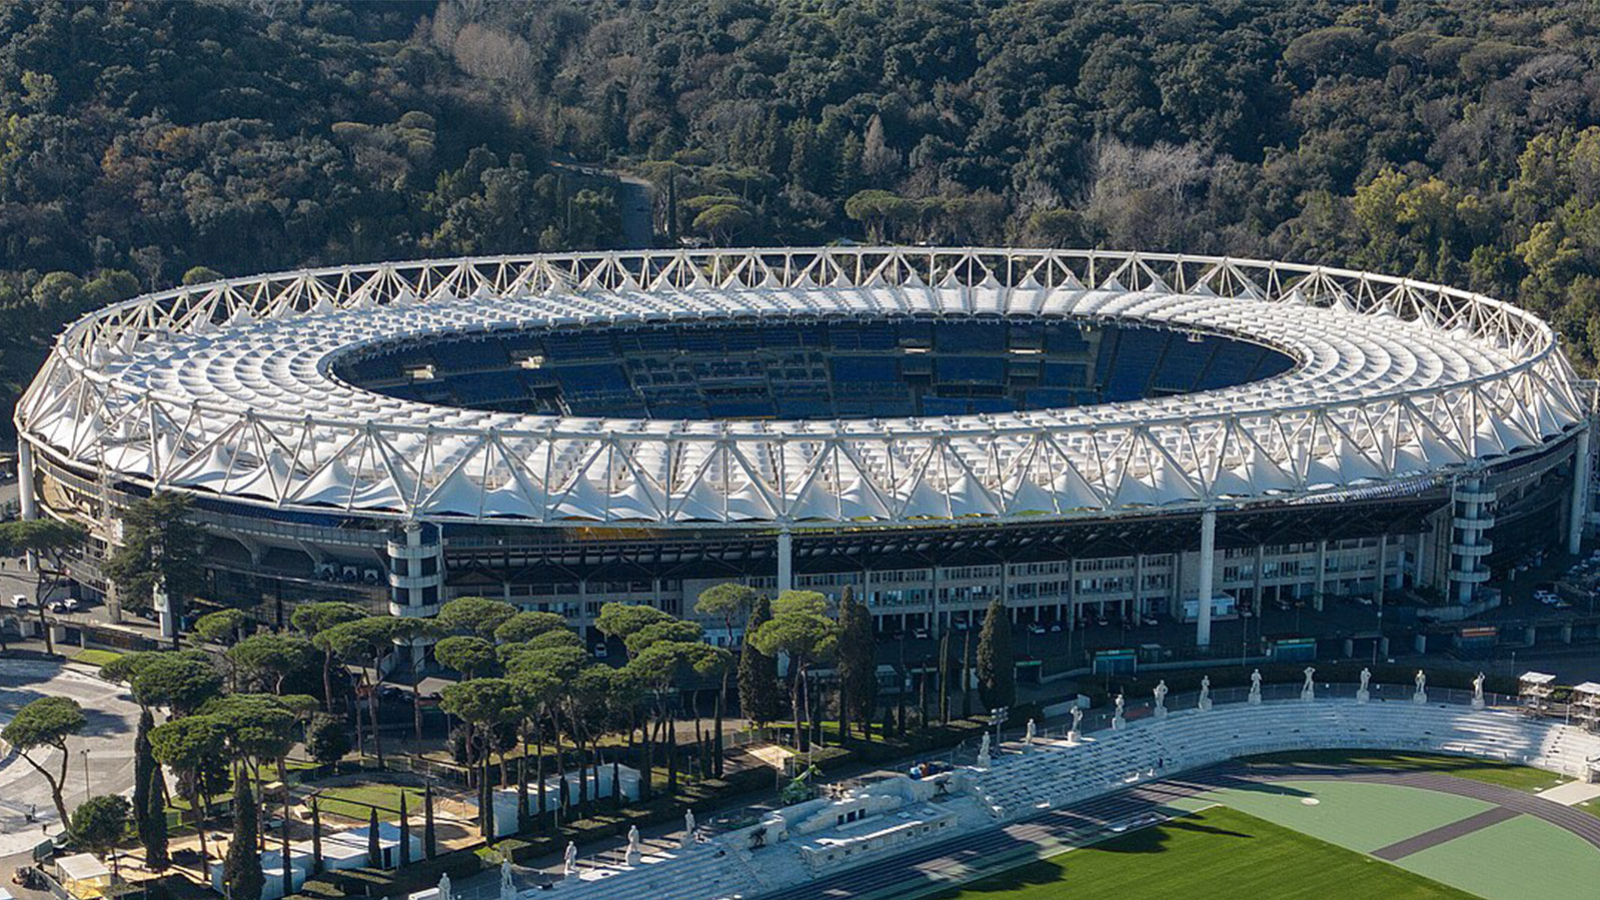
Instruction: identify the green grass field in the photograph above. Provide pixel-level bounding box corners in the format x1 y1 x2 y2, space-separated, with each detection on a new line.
924 806 1476 900
1243 749 1568 792
314 783 427 821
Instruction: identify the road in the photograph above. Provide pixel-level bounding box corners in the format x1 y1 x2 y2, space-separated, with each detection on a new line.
550 158 655 249
0 658 142 852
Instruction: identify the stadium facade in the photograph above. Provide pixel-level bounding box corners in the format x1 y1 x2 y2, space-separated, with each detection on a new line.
13 248 1596 657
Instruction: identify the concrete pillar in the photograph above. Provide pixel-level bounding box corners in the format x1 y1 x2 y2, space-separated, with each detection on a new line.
775 528 793 595
1313 540 1327 611
1065 558 1076 631
1375 535 1388 605
1570 427 1591 556
1413 531 1427 589
1252 545 1264 609
1524 624 1537 646
17 440 36 520
1197 508 1216 648
1562 622 1574 644
1132 554 1143 620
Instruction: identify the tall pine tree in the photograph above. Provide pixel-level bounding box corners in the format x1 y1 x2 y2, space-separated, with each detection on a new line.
738 595 781 726
310 797 323 874
977 595 1016 711
223 779 263 900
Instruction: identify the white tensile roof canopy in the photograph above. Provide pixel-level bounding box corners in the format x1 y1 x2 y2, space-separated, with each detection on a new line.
17 248 1586 528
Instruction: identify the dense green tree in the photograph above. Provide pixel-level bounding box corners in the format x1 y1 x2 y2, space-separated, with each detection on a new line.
130 653 224 716
747 591 837 752
435 596 518 641
192 608 248 646
305 712 352 766
434 635 499 679
976 595 1016 712
69 795 130 862
103 492 206 628
494 610 569 644
223 779 263 900
1 696 85 826
133 709 168 870
149 715 227 878
0 518 86 655
290 601 366 711
836 586 877 741
228 634 316 695
738 595 781 727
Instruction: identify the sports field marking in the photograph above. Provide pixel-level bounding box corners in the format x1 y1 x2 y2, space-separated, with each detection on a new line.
1369 806 1519 860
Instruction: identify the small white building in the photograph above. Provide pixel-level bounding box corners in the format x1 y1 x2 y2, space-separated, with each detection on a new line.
492 763 643 837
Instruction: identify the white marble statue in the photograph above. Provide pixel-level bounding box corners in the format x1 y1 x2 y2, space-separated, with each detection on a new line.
1112 693 1126 730
1301 666 1316 701
1472 672 1486 710
1198 675 1213 711
1413 669 1428 705
563 841 578 878
438 873 453 900
1248 669 1263 705
626 825 643 866
1069 705 1084 743
682 809 696 849
1357 667 1372 703
1024 718 1036 746
977 731 992 767
1153 680 1169 719
499 860 515 900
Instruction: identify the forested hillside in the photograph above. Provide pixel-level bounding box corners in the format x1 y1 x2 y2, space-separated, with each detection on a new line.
6 0 1600 417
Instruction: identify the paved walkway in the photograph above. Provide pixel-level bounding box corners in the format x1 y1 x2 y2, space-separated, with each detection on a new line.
1369 806 1518 860
1536 779 1600 806
753 762 1600 900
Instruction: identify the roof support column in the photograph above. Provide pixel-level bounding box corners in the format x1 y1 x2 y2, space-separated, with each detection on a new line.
776 528 793 595
1313 539 1327 612
17 439 36 521
1197 507 1216 649
1570 426 1591 556
17 440 37 574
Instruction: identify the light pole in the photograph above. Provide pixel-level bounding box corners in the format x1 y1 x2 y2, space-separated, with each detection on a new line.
80 747 91 802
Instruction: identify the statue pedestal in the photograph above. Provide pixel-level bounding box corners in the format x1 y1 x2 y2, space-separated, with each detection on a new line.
977 751 991 768
1198 698 1212 711
1248 692 1261 705
626 849 641 867
1300 688 1315 702
1356 689 1369 704
1153 706 1168 720
1412 691 1427 705
1067 729 1080 745
1471 697 1485 710
1111 716 1126 730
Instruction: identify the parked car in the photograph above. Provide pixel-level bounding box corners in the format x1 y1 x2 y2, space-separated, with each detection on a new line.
912 627 930 640
1027 623 1048 635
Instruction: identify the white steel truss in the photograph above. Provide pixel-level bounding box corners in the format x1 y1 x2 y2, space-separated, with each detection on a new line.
15 247 1587 529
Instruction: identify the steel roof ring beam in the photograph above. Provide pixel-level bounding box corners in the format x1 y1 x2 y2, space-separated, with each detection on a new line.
15 248 1587 527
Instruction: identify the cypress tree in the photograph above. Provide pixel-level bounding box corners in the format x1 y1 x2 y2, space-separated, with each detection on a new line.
367 806 381 867
281 828 292 899
977 595 1016 711
836 586 876 742
133 709 169 870
738 595 780 726
938 632 950 724
423 783 437 860
145 762 169 871
223 779 263 900
961 629 974 718
399 793 411 867
310 797 323 874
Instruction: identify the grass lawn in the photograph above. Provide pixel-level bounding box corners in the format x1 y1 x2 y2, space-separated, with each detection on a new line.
72 647 125 668
1244 749 1568 792
315 783 428 821
923 806 1477 900
1579 797 1600 821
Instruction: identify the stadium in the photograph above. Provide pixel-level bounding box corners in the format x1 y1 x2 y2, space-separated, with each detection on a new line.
12 247 1595 657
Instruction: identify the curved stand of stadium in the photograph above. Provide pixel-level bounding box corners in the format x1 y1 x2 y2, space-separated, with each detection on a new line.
14 247 1595 657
